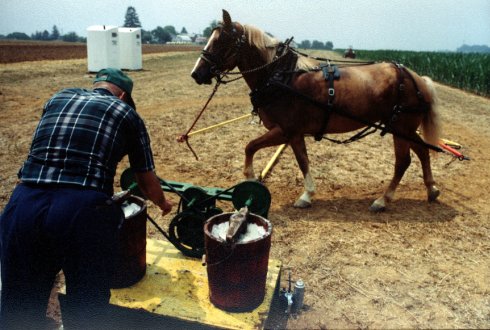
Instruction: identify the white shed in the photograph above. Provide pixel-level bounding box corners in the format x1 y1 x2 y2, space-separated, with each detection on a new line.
118 27 142 70
86 25 119 72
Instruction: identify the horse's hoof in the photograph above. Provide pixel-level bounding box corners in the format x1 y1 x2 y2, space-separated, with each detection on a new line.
369 200 386 212
294 199 311 208
428 186 440 202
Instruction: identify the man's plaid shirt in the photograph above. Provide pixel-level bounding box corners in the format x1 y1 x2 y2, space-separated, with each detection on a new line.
18 88 155 195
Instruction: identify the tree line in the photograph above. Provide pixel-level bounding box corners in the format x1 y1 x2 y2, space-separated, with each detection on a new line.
456 44 490 53
298 40 334 50
1 25 86 43
0 7 190 44
0 6 335 50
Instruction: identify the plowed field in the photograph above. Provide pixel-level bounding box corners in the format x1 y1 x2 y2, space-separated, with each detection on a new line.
0 40 200 63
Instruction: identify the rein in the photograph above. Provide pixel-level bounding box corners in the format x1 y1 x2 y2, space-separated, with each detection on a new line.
213 45 374 83
206 45 293 81
177 80 222 160
290 47 376 66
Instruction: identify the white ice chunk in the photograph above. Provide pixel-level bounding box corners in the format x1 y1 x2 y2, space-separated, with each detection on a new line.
121 201 141 218
211 221 266 243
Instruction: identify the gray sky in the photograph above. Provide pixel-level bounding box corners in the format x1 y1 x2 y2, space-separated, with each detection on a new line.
1 0 489 51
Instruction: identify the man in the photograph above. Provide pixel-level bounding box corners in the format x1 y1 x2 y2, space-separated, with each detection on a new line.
0 68 172 329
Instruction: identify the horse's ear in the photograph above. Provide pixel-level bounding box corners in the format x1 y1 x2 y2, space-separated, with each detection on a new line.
222 9 232 30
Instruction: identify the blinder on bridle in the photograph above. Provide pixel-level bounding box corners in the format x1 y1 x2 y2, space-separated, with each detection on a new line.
199 23 247 75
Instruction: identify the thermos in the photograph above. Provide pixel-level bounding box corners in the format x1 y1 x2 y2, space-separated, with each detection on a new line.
293 279 305 312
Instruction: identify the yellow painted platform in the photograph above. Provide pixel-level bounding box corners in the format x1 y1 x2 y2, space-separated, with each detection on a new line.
110 238 282 329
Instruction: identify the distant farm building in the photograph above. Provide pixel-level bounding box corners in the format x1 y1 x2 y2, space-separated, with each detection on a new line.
171 35 193 44
195 36 208 45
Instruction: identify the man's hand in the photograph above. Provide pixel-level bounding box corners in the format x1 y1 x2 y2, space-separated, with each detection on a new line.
160 199 173 216
134 170 173 216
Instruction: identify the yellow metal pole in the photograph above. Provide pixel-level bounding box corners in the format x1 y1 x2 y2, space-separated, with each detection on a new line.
417 130 463 149
440 137 462 149
187 114 252 137
260 144 287 181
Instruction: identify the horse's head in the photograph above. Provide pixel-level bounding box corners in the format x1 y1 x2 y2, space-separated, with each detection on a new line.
191 10 246 85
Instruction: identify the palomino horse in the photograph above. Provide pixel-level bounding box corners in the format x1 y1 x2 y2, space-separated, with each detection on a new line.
191 10 441 211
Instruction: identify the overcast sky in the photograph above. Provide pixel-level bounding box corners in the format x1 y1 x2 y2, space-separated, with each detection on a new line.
1 0 489 51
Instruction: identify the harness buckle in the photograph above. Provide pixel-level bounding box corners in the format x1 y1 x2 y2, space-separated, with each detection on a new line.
328 88 335 97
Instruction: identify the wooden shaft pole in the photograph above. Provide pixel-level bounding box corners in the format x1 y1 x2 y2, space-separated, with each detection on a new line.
260 144 287 181
187 114 252 137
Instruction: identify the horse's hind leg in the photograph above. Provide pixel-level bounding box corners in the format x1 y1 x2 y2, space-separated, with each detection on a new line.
244 125 287 180
290 135 315 208
370 137 411 212
409 134 440 202
370 132 440 211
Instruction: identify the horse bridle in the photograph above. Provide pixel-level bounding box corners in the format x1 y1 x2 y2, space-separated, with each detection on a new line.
199 23 247 76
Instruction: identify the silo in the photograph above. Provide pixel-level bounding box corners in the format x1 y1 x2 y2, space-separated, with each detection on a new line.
119 27 143 70
86 25 119 72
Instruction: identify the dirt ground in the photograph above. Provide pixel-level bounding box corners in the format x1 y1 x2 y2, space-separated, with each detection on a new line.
0 45 489 329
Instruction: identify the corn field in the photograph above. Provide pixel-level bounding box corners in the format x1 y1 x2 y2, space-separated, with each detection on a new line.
348 50 490 97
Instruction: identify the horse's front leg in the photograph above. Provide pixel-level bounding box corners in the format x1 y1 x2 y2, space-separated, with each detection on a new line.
244 125 288 180
290 135 315 208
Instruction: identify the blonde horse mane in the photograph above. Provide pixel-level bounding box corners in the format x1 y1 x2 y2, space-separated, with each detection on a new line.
242 24 278 63
242 24 319 71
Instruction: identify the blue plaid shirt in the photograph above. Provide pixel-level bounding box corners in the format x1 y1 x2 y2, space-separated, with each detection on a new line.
18 88 155 195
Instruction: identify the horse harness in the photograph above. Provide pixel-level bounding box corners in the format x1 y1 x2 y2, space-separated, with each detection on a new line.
381 62 430 135
250 47 435 148
315 62 340 141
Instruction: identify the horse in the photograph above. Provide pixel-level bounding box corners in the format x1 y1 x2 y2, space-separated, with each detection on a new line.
191 10 441 212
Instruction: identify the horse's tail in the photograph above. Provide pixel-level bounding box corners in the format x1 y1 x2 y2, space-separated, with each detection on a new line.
420 76 441 148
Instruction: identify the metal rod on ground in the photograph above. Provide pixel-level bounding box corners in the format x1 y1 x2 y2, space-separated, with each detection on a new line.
438 142 470 160
260 144 288 181
187 113 252 137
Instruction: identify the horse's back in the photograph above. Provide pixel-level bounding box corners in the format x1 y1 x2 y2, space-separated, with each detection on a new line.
293 62 398 107
339 62 398 101
331 62 432 112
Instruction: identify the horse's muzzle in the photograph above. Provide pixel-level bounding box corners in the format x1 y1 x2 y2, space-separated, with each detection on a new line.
191 70 212 85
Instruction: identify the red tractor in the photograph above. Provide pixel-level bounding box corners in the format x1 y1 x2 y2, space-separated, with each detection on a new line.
344 47 356 59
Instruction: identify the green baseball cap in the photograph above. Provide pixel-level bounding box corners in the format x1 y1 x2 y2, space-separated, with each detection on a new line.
94 68 136 110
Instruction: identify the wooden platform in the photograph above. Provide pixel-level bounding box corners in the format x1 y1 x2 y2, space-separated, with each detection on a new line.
109 238 282 329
